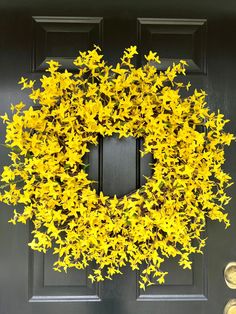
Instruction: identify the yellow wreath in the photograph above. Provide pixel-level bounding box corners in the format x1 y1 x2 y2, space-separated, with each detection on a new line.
0 46 234 289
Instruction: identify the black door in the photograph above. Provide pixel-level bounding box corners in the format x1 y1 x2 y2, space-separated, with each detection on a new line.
0 2 236 314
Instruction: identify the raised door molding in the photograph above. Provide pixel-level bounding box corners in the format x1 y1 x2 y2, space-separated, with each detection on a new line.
32 16 103 72
137 18 207 74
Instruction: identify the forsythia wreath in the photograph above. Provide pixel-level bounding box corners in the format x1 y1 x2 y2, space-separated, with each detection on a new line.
0 46 234 289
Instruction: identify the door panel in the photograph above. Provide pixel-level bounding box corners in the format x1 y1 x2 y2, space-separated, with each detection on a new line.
138 18 207 74
137 254 207 301
29 250 101 302
0 7 236 314
32 16 103 72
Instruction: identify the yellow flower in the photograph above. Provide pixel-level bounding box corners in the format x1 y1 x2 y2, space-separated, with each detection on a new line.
0 46 234 290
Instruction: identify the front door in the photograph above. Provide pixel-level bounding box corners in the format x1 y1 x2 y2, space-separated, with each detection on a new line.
0 3 236 314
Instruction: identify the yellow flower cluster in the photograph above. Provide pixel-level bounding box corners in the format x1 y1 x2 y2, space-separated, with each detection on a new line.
0 46 234 289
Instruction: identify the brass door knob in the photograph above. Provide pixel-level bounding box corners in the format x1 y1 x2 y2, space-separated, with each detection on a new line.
224 299 236 314
225 262 236 289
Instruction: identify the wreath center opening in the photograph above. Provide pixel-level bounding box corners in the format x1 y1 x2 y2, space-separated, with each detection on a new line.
84 135 153 198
